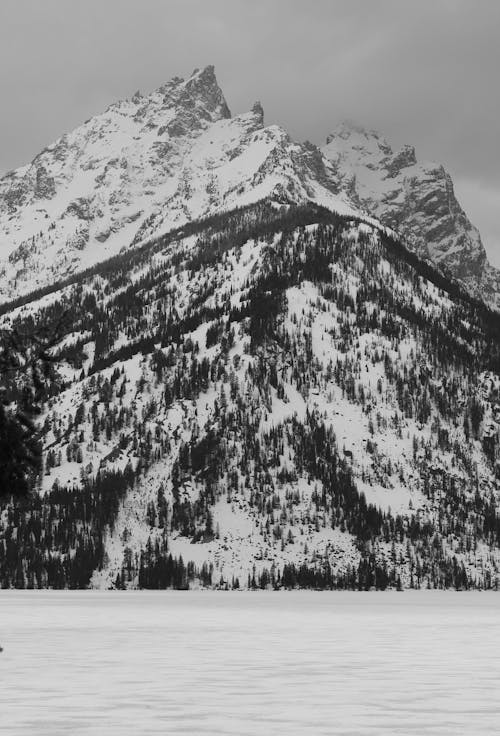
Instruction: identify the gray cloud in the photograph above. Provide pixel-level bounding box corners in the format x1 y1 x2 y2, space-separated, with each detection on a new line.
0 0 499 258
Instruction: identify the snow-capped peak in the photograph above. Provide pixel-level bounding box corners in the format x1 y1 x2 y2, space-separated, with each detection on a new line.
322 122 500 304
0 67 360 304
1 70 498 310
326 121 415 170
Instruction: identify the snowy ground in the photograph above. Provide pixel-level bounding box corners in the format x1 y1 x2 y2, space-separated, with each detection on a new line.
1 592 499 735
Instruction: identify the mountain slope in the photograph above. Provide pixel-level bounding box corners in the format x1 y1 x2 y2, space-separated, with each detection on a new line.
2 66 500 592
322 122 500 308
0 67 357 303
2 202 500 590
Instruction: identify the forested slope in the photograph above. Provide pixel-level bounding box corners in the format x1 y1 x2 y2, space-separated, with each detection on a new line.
2 201 500 590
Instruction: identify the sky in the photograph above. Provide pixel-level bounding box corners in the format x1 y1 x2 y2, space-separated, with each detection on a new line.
0 0 499 263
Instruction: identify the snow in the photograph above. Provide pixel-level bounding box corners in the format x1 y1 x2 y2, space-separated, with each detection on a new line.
1 591 500 735
0 67 384 304
322 121 500 308
26 216 500 587
284 280 428 515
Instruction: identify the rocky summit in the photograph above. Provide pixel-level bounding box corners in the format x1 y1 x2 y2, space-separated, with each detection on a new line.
0 66 358 304
322 121 500 307
1 67 498 308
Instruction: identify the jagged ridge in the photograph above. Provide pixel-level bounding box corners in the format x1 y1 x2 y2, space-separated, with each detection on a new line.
322 121 500 308
0 66 357 303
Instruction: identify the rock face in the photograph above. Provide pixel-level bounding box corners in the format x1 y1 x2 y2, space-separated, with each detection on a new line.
322 122 500 305
0 67 355 303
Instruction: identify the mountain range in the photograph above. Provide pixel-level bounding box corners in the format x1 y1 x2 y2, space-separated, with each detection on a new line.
1 66 500 590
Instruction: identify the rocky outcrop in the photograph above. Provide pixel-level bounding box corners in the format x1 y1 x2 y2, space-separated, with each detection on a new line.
322 122 498 305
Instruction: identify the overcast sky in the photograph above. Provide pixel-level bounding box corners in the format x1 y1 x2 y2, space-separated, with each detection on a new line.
1 0 499 263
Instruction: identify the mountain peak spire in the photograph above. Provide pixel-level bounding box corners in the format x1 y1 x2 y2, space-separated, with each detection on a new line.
181 64 231 119
251 100 264 124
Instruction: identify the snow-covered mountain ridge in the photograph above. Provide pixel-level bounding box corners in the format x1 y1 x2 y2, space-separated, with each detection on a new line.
2 202 500 590
322 122 500 307
0 66 359 303
1 64 497 310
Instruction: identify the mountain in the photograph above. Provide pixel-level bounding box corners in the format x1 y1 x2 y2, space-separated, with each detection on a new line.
1 201 500 590
0 66 358 303
322 121 500 308
1 67 500 591
2 67 497 310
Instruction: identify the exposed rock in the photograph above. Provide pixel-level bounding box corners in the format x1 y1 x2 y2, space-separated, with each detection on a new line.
64 197 93 221
322 122 497 305
66 225 89 251
34 166 56 199
251 101 264 125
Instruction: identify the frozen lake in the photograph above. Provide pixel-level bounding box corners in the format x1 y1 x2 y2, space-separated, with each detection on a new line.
1 592 499 735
